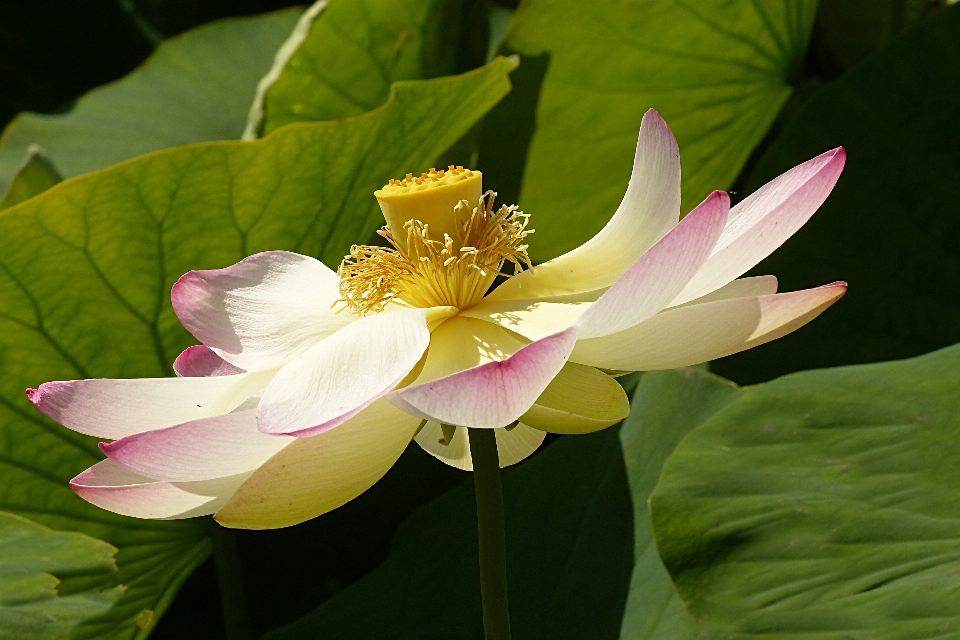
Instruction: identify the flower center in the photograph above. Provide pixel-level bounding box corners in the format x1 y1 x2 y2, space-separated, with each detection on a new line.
337 167 533 314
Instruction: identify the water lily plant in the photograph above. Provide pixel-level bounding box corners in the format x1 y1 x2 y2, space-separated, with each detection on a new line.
27 109 845 528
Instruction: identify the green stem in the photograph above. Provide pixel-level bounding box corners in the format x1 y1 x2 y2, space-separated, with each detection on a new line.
468 427 512 640
210 523 252 640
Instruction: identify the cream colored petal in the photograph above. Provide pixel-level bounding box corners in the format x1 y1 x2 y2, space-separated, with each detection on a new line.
461 299 591 342
670 275 778 308
484 109 681 302
415 422 546 470
520 362 629 434
571 283 847 371
215 399 419 529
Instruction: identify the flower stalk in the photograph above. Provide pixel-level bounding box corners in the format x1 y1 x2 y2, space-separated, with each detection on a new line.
210 523 252 640
468 427 512 640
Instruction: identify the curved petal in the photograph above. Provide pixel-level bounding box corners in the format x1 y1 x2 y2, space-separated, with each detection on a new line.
520 362 629 434
670 275 777 308
174 345 245 377
571 283 847 371
215 399 419 529
485 109 681 302
27 369 275 439
415 422 546 470
101 410 293 482
172 251 357 371
388 326 578 429
577 190 729 339
256 307 454 437
670 148 846 306
70 459 249 520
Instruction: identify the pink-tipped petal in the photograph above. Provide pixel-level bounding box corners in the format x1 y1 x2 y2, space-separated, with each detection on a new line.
388 326 578 429
572 282 847 371
27 370 275 439
174 345 245 377
101 410 292 482
256 307 452 437
485 109 681 302
671 148 846 306
70 459 249 520
216 399 420 529
172 251 356 371
577 190 729 339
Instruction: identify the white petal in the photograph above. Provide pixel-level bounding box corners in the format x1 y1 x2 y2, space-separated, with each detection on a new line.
101 410 293 482
215 399 419 529
670 148 845 306
415 422 546 470
174 345 245 377
484 109 681 302
28 370 276 439
571 283 847 371
172 251 357 371
71 459 249 520
462 299 592 342
256 307 454 437
576 190 729 339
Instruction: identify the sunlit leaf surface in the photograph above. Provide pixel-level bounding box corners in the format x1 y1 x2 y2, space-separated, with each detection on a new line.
652 343 960 636
0 511 120 639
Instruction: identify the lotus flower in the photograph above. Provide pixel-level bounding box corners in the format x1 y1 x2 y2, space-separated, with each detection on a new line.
27 110 846 529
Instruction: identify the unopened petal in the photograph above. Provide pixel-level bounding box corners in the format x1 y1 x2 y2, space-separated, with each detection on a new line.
415 422 546 470
571 283 847 371
172 251 356 371
256 307 453 437
576 190 729 339
485 109 681 302
215 400 419 529
520 362 629 434
27 370 275 440
671 148 845 306
101 410 293 482
70 459 249 520
388 326 578 429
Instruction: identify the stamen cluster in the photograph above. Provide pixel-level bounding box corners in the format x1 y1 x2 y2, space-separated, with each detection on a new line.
338 192 533 314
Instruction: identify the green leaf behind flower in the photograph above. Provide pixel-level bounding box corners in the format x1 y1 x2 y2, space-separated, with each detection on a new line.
256 0 471 135
0 511 121 639
489 0 818 262
652 343 960 636
0 145 62 211
0 59 514 637
713 4 960 384
0 7 303 197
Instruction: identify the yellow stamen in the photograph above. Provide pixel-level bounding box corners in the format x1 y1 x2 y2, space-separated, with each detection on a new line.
338 183 533 315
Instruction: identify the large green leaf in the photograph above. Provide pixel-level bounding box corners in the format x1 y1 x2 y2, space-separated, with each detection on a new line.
713 4 960 385
651 343 960 637
618 369 740 640
0 145 61 212
490 0 817 261
0 7 303 196
264 428 633 639
0 511 121 639
255 0 469 136
0 59 514 638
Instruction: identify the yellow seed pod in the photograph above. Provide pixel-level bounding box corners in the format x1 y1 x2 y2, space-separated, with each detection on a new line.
375 167 482 244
